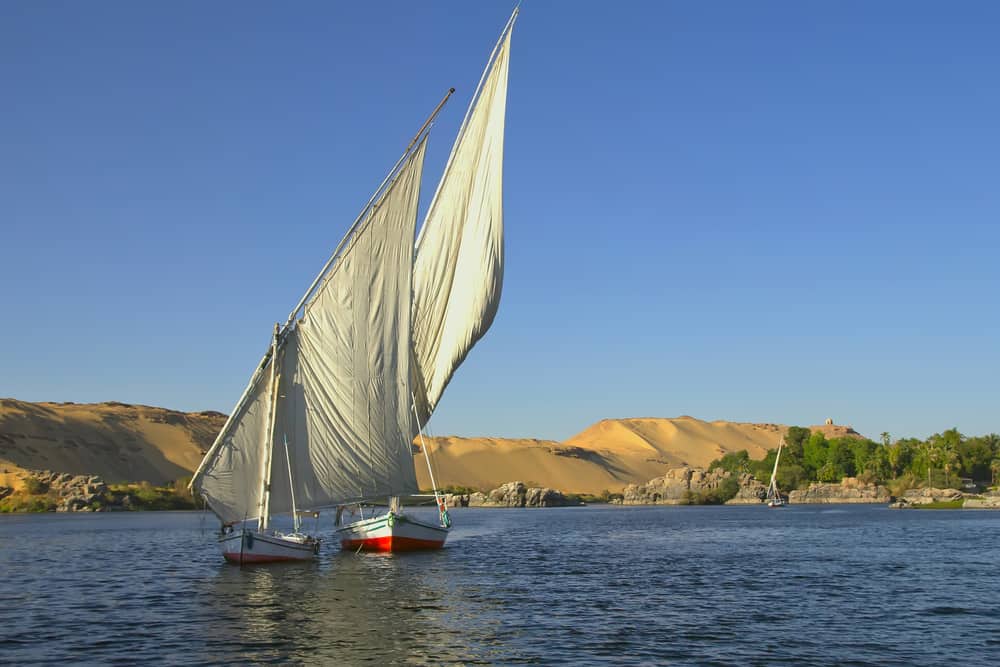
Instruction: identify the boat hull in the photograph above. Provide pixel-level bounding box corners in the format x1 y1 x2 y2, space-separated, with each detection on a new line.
337 512 448 552
219 530 319 564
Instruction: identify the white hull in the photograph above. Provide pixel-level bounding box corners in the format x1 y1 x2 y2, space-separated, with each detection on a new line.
219 529 319 564
337 512 448 552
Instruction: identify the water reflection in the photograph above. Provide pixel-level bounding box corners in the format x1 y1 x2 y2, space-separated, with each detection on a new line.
208 542 482 665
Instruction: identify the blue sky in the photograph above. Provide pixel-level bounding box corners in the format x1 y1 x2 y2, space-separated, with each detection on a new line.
2 1 998 442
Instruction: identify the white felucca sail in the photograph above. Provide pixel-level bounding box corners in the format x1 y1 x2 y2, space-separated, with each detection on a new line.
191 137 428 526
411 11 516 421
766 438 786 507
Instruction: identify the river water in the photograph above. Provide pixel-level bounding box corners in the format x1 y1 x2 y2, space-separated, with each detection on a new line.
2 505 999 665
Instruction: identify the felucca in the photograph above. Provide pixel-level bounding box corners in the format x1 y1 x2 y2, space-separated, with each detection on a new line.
189 9 517 561
337 9 517 553
766 438 787 507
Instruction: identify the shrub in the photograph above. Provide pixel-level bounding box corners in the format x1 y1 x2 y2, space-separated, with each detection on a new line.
887 473 919 498
171 477 194 502
0 495 57 512
23 477 49 495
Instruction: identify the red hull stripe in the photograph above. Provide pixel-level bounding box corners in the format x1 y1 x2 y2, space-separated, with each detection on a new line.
341 535 445 552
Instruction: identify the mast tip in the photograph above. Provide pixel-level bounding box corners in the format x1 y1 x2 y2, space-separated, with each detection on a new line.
450 87 456 93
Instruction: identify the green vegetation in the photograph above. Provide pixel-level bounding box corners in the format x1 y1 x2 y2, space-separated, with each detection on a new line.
0 478 197 513
709 427 1000 493
565 490 624 505
0 495 58 513
912 500 965 510
680 476 742 505
109 481 197 510
22 476 50 495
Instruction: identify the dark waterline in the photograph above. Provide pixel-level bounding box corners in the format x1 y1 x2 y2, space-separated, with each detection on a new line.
2 505 999 665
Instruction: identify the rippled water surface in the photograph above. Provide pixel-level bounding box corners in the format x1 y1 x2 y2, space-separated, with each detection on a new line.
2 505 1000 665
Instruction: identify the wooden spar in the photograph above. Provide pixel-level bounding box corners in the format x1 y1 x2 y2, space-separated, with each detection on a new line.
257 323 281 532
283 434 300 532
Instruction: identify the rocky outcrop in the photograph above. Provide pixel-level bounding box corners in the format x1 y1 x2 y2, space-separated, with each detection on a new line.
619 466 737 505
890 487 966 508
1 467 192 512
441 493 471 508
788 478 890 504
963 491 1000 509
726 474 769 504
5 469 111 511
901 487 963 505
464 481 574 507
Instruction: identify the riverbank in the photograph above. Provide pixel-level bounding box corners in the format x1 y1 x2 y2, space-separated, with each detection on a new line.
6 464 999 513
0 468 195 512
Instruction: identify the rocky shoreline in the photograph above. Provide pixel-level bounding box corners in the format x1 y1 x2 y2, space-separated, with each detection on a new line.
888 487 1000 509
0 468 194 512
616 467 745 505
443 481 576 508
445 468 906 508
789 479 891 504
6 466 1000 512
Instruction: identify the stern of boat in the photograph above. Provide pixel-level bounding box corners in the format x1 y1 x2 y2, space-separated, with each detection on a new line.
337 512 448 552
219 528 320 564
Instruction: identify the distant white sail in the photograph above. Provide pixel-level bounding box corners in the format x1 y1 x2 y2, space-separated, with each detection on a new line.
194 138 427 523
411 24 514 419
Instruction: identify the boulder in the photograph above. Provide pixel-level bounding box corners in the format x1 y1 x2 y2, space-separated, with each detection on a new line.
57 496 91 512
788 478 890 504
726 473 768 504
489 481 527 507
963 492 1000 509
525 487 569 507
467 482 574 507
622 466 738 505
441 493 470 508
900 487 963 505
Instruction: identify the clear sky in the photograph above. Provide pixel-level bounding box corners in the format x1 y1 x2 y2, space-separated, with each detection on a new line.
2 1 998 442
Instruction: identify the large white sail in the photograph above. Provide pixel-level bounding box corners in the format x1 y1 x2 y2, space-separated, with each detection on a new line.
411 19 514 419
194 138 427 523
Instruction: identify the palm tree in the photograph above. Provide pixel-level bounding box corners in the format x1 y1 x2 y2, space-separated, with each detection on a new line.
881 432 891 447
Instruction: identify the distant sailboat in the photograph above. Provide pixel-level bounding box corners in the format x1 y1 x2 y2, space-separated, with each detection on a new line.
766 438 786 507
189 9 517 561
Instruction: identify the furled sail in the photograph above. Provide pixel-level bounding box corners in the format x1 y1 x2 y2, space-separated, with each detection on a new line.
193 138 427 523
410 18 515 420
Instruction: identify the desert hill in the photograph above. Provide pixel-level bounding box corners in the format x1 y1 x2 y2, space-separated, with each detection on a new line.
1 399 864 495
0 399 225 485
416 417 818 494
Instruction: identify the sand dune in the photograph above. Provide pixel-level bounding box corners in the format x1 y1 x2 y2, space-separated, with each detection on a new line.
417 417 794 494
0 399 225 485
2 399 863 495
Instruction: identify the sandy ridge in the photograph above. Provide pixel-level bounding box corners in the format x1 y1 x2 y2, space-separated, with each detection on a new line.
2 399 863 494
